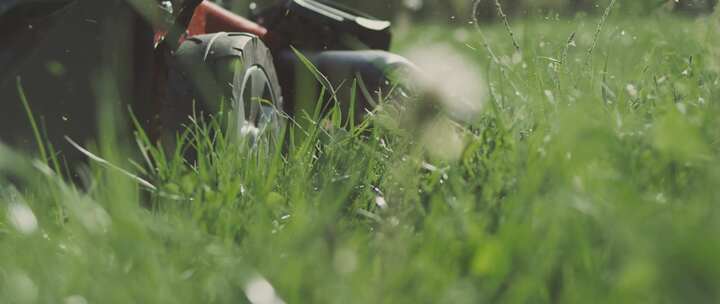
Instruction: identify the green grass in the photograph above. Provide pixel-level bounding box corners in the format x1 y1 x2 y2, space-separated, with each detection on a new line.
3 12 720 303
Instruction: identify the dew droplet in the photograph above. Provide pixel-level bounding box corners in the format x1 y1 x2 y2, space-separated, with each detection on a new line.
7 202 38 235
7 272 38 303
402 0 423 11
244 276 285 304
375 196 388 210
65 295 88 304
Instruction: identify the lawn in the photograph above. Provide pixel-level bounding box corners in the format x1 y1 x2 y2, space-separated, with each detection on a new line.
2 10 720 304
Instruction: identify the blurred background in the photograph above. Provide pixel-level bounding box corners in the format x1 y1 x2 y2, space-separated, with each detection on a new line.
221 0 718 23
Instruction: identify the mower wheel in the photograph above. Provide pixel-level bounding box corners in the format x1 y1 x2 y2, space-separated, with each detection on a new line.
168 32 285 148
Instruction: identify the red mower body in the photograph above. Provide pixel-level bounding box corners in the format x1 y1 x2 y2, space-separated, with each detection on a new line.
185 1 268 38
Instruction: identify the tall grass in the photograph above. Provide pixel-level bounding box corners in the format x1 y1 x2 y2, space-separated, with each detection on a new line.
2 12 720 304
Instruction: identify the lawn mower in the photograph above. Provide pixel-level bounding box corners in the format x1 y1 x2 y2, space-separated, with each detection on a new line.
0 0 415 162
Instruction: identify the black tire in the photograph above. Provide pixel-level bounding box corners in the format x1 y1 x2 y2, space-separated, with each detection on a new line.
167 33 285 148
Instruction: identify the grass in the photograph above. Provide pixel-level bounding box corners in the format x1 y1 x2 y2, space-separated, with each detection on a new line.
3 10 720 303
